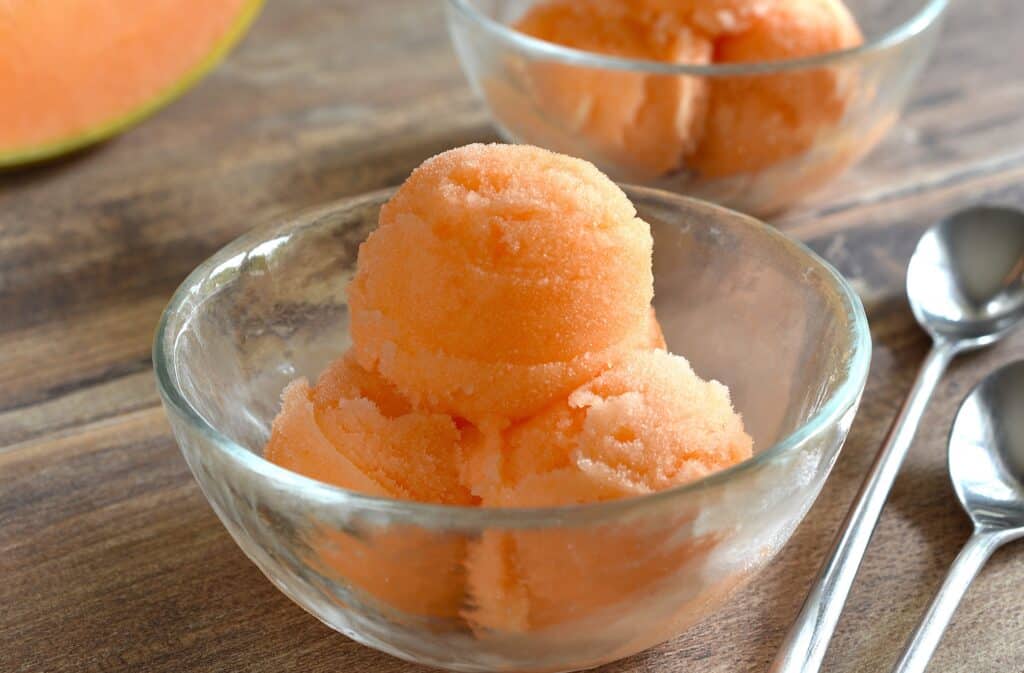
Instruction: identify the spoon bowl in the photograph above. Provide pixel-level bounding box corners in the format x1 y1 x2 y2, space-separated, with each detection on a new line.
948 360 1024 531
906 206 1024 348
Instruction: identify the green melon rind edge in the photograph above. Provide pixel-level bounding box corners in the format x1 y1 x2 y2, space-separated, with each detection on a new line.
0 0 265 169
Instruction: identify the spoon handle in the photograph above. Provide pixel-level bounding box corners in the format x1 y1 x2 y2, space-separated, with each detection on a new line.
890 530 1002 673
770 341 957 673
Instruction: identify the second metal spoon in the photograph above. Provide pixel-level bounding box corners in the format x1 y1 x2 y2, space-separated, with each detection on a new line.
890 360 1024 673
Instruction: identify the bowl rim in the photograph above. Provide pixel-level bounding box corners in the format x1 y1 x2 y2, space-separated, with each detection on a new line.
446 0 949 76
154 185 872 529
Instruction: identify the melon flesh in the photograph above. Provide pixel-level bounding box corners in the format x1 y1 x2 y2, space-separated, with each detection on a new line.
0 0 263 166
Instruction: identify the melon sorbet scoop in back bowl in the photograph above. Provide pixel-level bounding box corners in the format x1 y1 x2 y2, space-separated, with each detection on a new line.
446 0 948 216
156 144 870 672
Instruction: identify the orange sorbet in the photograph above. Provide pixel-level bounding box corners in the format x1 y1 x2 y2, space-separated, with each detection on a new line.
514 0 711 178
265 354 472 505
460 348 751 634
348 143 655 427
692 0 864 177
265 357 472 618
504 0 863 183
464 521 721 634
639 0 783 36
263 142 755 633
464 349 751 507
303 523 468 620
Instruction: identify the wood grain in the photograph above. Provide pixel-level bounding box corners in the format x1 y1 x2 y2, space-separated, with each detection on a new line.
2 1 1023 671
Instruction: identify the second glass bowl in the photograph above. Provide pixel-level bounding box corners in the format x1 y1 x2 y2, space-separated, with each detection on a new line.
155 187 870 672
447 0 948 216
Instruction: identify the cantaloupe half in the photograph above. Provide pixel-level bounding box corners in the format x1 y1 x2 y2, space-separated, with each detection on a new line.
0 0 264 167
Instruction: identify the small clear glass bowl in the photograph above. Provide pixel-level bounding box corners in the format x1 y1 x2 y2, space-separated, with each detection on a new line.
155 187 870 673
446 0 948 216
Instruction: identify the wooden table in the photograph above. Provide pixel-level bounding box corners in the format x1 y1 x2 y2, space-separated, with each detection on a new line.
3 2 1023 671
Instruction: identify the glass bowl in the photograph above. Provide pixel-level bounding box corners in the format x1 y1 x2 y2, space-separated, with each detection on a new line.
446 0 948 216
154 186 871 673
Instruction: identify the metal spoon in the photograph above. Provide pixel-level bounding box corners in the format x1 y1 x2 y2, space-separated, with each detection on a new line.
890 360 1024 673
770 206 1024 673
